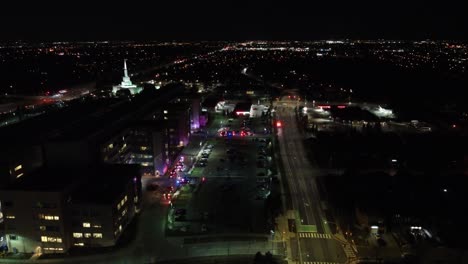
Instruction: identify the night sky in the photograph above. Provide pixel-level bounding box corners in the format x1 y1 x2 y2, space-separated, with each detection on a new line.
1 2 467 41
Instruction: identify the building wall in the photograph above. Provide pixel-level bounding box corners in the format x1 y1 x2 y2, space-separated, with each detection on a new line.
0 145 43 186
0 171 141 253
102 126 168 176
0 190 68 254
102 129 131 164
191 97 201 131
69 179 139 248
151 129 167 175
69 205 114 247
44 141 96 168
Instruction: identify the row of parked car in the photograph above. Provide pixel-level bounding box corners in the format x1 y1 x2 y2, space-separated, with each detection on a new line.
196 144 214 167
256 138 271 199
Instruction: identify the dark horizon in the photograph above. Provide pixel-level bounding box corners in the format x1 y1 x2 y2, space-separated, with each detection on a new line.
1 3 467 41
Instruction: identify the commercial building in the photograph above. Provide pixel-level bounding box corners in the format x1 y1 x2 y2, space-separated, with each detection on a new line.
0 84 185 254
101 85 196 176
234 102 252 117
102 121 169 176
0 145 43 186
249 104 269 118
0 83 185 176
69 165 140 248
0 164 140 254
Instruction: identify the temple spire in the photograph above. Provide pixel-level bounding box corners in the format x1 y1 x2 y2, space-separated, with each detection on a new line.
123 59 129 78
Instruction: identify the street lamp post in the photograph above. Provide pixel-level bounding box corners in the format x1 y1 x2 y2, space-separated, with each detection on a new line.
282 231 286 254
270 230 275 253
324 220 338 234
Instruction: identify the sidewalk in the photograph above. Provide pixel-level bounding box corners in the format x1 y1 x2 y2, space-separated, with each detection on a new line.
274 213 292 260
332 231 358 263
274 210 300 264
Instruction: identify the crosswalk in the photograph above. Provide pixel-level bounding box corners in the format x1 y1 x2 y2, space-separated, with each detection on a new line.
302 261 341 264
342 243 357 260
298 232 333 239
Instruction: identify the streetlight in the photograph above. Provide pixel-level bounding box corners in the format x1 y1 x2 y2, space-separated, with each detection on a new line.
324 220 341 234
270 230 275 253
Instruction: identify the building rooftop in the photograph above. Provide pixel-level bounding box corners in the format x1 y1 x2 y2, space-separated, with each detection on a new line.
0 100 109 147
1 164 140 204
0 84 185 147
49 85 184 142
70 164 140 205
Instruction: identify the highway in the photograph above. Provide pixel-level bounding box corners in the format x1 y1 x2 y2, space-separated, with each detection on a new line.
275 99 345 264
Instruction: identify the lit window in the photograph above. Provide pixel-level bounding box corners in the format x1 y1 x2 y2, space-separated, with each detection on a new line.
47 237 57 242
92 224 102 228
74 243 84 246
140 146 148 151
39 226 46 231
163 110 168 114
5 215 15 219
84 233 91 238
93 233 103 239
39 214 60 221
41 236 48 242
14 165 22 171
16 173 24 178
57 237 62 243
117 203 121 210
83 222 91 228
73 233 83 238
122 209 127 217
119 225 122 231
124 195 128 202
44 247 63 251
108 143 114 149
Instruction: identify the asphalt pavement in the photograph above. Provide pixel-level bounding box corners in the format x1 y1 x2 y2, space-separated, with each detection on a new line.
275 99 346 264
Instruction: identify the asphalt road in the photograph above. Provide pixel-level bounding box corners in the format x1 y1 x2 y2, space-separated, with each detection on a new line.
275 99 345 263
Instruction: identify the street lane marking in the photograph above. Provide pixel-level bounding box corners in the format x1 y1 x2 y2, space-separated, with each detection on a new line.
298 232 332 239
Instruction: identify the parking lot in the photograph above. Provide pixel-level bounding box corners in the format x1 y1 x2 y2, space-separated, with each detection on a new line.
166 112 275 235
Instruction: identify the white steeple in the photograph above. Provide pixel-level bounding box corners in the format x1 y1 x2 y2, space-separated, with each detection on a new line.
120 59 133 87
112 59 142 95
124 59 129 78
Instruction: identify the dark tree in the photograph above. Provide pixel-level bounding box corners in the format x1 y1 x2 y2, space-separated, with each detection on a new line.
253 251 264 264
116 89 131 98
265 251 277 263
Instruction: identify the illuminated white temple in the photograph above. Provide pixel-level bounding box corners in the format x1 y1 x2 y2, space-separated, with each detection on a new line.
112 59 142 95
